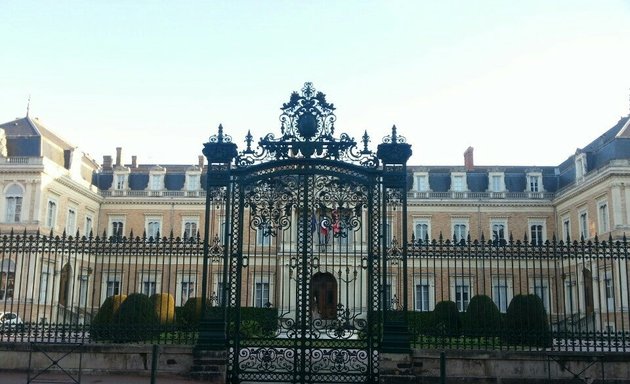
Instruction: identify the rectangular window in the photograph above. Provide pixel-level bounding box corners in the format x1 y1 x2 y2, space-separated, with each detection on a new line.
455 281 470 312
491 175 502 192
46 200 57 228
453 222 468 244
115 174 126 190
530 223 544 245
414 275 435 312
564 278 578 314
414 221 429 244
187 174 200 191
579 211 588 240
39 265 51 304
452 176 464 192
491 221 506 245
598 202 609 234
492 277 511 312
66 208 77 234
562 218 571 242
529 175 540 192
176 273 197 306
85 216 93 237
532 278 550 312
415 175 428 191
6 196 22 223
147 219 161 241
139 271 160 296
384 275 395 310
151 174 163 191
255 280 270 308
183 220 198 242
384 223 392 247
256 227 271 246
111 221 124 241
105 273 122 299
604 271 614 310
78 274 89 307
214 278 225 307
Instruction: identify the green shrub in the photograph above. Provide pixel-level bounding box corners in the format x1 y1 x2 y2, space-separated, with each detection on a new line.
90 294 126 341
238 307 278 337
177 297 221 327
151 293 175 325
463 295 502 337
432 300 461 337
408 311 434 339
503 294 551 347
111 293 160 342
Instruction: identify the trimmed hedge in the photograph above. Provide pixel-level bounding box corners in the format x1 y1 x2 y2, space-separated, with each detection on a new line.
151 293 175 325
111 293 160 342
463 295 502 337
90 294 127 341
503 294 551 347
431 300 461 337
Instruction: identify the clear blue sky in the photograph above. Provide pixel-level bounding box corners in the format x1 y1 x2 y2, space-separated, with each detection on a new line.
1 0 629 167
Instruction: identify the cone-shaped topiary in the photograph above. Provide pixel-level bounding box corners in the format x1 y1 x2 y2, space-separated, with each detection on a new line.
90 294 127 341
432 300 461 337
111 293 160 342
463 294 502 337
151 293 175 325
504 294 551 347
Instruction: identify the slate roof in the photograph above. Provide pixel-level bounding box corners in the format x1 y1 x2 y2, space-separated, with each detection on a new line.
4 115 630 195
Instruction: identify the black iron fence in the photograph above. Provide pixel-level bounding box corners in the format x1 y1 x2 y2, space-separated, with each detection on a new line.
401 235 630 352
1 230 629 352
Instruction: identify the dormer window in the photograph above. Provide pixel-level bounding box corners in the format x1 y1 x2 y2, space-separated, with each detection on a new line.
414 172 429 192
148 166 166 191
526 172 543 193
186 171 201 191
575 152 587 181
150 174 163 191
114 173 127 190
488 172 505 193
450 172 467 192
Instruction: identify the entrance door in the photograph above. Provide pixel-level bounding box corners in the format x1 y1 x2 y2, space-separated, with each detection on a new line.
311 272 337 320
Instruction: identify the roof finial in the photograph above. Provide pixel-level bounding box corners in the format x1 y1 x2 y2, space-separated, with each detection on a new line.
26 95 31 117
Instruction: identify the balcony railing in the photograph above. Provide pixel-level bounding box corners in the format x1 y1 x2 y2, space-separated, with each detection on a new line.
408 190 555 200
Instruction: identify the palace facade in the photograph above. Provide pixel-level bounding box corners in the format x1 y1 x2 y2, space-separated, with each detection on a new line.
1 110 630 336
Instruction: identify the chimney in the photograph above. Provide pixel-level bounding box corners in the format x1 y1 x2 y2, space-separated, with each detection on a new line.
464 146 474 171
103 155 112 169
115 147 122 166
131 155 137 168
198 155 204 169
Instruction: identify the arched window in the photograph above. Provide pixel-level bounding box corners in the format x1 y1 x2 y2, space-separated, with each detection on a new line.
0 259 16 300
5 184 23 223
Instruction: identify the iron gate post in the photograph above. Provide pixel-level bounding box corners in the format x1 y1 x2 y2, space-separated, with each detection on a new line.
197 124 238 351
377 125 412 354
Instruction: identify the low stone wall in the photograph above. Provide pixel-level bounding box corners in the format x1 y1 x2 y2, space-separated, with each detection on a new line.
381 349 630 383
2 343 630 383
0 343 193 376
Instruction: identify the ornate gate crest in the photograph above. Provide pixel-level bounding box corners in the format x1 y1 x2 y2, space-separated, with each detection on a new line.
201 83 411 384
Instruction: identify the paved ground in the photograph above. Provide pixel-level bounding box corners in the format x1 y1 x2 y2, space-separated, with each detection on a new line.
0 371 201 383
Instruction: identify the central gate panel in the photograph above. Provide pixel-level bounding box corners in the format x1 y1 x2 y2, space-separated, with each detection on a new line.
202 83 412 384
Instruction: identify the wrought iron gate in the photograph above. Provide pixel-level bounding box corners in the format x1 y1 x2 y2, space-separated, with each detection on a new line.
201 83 412 384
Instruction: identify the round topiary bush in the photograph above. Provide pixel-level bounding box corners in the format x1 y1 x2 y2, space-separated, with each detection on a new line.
111 293 160 342
463 294 502 337
432 300 461 337
151 293 175 325
90 294 127 341
504 294 551 347
177 297 211 326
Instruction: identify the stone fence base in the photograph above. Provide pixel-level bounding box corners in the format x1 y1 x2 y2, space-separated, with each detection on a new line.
2 343 630 383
